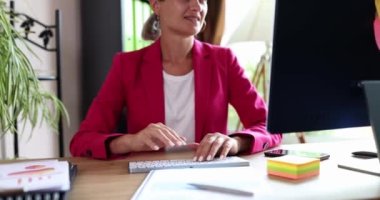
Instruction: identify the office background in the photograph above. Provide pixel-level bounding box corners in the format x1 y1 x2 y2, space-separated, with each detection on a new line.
0 0 373 159
0 0 81 158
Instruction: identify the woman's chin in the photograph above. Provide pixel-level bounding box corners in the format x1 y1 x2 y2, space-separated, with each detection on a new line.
166 26 202 37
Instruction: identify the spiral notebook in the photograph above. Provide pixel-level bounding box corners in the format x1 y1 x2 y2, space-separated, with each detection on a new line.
0 159 77 200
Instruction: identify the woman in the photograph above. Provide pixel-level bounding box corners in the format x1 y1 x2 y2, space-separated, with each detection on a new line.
70 0 282 160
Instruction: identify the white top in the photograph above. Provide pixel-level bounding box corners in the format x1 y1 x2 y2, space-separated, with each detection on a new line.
163 70 195 142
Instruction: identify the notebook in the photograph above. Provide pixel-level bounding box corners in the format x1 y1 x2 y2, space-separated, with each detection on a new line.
337 81 380 176
0 160 77 200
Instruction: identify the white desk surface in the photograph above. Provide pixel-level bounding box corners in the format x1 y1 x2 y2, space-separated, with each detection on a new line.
242 139 380 200
64 139 380 200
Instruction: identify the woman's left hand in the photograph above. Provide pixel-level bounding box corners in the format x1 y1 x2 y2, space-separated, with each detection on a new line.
193 133 240 162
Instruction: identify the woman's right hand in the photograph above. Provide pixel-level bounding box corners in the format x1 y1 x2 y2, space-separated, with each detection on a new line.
109 123 187 154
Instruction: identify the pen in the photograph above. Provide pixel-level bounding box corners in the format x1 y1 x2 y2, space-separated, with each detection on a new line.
188 183 254 196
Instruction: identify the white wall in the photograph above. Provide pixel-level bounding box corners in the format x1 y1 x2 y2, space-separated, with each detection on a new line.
0 0 81 159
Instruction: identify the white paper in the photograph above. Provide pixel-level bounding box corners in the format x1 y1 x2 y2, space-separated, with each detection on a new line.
132 166 259 200
338 157 380 176
0 159 70 192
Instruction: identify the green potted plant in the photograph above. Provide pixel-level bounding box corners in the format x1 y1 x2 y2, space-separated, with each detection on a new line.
0 1 68 135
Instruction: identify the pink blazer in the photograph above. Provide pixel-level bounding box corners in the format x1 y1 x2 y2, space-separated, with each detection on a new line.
70 39 282 159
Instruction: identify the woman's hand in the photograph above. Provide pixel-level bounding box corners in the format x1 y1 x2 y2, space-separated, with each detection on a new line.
109 123 187 154
193 133 251 162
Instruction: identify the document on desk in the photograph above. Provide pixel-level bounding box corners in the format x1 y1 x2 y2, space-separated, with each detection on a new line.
131 166 258 200
0 159 71 193
338 157 380 177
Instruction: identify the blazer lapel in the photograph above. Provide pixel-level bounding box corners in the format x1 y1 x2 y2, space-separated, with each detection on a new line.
193 40 212 142
139 39 211 142
141 40 165 124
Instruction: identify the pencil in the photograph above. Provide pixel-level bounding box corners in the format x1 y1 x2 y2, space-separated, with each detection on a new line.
188 183 254 196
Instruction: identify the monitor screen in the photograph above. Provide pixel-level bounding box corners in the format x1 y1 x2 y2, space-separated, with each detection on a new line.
268 0 380 133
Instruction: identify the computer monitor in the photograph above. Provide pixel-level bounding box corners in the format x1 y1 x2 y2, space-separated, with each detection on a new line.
267 0 380 134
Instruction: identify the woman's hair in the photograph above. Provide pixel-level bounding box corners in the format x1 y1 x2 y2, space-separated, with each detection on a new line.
142 0 163 41
141 13 161 41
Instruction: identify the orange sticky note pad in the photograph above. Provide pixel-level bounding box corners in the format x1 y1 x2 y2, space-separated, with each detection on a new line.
267 155 320 180
375 16 380 50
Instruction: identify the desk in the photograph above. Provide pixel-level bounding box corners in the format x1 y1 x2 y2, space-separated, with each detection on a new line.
67 140 380 200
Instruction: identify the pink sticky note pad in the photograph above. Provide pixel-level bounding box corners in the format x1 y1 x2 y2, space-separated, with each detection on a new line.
375 16 380 50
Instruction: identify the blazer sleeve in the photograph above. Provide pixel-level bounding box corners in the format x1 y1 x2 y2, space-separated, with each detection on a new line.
70 53 126 159
225 49 282 154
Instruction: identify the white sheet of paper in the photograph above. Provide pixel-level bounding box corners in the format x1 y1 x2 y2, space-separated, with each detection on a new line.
338 157 380 176
131 166 259 200
0 160 70 192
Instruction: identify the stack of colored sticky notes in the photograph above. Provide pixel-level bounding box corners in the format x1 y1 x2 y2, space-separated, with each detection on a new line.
267 155 320 180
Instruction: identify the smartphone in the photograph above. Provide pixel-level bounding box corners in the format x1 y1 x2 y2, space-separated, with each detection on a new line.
264 149 330 161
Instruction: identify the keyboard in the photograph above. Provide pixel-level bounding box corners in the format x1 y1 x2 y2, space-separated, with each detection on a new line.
128 156 250 173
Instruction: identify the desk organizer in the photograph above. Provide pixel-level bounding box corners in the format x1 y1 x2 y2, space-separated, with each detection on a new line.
267 155 320 180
